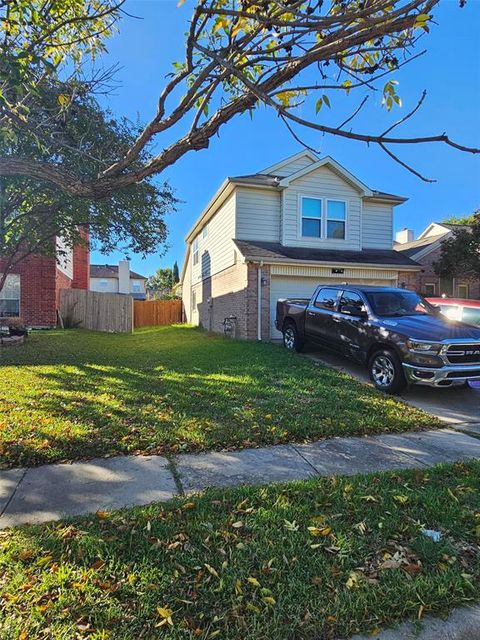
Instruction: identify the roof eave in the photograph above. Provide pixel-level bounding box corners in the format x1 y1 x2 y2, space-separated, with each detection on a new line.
240 255 421 271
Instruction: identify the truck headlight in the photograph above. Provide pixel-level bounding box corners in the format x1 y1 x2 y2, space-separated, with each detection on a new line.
406 340 441 354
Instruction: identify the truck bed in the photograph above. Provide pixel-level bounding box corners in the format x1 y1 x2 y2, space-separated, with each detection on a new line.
275 298 309 333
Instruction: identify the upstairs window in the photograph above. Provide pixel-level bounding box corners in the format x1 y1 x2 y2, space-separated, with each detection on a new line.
202 224 209 240
326 200 346 239
132 281 141 293
301 197 322 237
0 274 20 317
192 237 199 266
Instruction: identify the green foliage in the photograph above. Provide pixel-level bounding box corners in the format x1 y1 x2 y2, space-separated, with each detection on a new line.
1 461 479 638
0 0 122 139
0 83 176 273
442 213 478 225
146 267 178 298
434 214 480 279
173 260 180 283
0 326 437 468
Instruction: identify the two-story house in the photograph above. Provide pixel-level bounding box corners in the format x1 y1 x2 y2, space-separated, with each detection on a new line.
90 260 147 300
180 151 420 340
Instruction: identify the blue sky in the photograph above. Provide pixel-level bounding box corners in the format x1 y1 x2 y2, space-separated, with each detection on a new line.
92 0 480 277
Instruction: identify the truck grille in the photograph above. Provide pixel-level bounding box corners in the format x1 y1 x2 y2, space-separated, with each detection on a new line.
445 344 480 365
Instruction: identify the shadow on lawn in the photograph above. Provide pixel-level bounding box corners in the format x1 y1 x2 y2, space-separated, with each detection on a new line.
0 327 435 467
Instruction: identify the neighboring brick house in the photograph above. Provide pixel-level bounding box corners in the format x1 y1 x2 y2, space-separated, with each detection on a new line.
0 232 89 327
395 222 480 299
180 151 420 340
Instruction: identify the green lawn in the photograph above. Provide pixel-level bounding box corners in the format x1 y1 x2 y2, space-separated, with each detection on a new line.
0 326 438 468
1 461 479 639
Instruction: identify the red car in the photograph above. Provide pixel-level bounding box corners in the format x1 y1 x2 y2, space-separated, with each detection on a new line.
426 297 480 327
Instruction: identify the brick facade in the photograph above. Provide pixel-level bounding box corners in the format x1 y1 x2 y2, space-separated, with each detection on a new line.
0 254 58 326
1 232 90 327
192 262 272 340
398 243 480 299
72 228 90 289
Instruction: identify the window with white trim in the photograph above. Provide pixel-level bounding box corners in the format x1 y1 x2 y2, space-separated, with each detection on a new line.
132 281 141 293
202 224 209 239
0 273 20 317
326 200 346 239
99 279 108 289
192 237 199 266
424 283 436 296
301 197 322 237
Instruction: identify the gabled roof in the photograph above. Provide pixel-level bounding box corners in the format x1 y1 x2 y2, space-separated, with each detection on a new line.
90 264 147 280
234 240 420 269
260 150 318 175
416 221 469 240
278 156 373 196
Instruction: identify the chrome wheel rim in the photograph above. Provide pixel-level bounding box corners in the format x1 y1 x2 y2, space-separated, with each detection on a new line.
372 355 395 388
284 327 295 350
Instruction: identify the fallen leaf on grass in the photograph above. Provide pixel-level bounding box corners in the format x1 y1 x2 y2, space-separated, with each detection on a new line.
204 563 219 578
345 571 361 590
157 606 174 627
247 576 261 588
404 563 422 575
308 526 331 537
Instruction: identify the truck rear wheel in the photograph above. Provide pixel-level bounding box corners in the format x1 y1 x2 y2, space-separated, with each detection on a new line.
283 322 304 353
368 348 407 395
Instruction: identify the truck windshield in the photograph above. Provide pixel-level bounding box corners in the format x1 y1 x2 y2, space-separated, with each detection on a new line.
366 290 434 318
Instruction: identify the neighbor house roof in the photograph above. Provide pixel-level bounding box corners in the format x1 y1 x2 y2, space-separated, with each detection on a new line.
90 264 146 280
394 233 447 258
234 240 420 269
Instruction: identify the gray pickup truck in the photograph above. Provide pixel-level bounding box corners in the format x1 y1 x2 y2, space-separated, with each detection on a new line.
276 284 480 394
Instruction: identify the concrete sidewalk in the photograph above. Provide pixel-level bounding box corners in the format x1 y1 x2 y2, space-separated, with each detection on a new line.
1 425 480 529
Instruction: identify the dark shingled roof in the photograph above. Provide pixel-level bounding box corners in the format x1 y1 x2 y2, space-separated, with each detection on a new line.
394 233 447 258
234 240 420 268
90 264 147 280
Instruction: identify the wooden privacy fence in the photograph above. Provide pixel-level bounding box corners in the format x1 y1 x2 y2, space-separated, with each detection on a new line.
134 299 182 328
59 289 133 333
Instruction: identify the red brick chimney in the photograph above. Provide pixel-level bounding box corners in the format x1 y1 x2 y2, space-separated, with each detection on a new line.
72 227 90 290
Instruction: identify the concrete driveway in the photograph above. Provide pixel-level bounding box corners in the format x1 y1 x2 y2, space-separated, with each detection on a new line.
305 347 480 425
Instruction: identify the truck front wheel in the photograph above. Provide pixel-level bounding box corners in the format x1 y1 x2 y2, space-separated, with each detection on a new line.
368 349 407 394
283 322 304 353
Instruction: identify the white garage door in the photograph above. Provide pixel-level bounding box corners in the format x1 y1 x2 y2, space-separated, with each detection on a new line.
269 276 394 339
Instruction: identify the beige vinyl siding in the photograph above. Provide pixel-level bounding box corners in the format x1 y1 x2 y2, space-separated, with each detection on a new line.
182 250 193 323
89 277 119 293
190 192 236 285
273 155 316 177
282 165 362 249
235 187 281 242
362 201 394 249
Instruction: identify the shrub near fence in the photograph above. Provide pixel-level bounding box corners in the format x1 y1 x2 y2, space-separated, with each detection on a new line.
134 299 182 328
59 289 133 333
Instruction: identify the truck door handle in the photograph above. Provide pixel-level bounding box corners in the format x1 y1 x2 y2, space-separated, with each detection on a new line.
332 316 341 322
307 311 315 317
